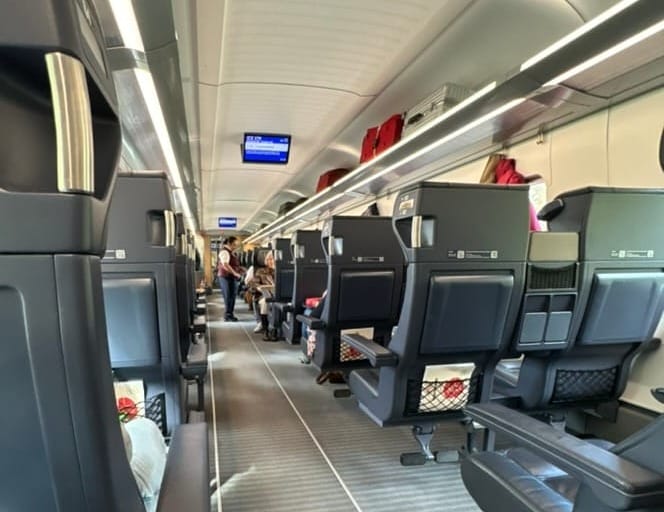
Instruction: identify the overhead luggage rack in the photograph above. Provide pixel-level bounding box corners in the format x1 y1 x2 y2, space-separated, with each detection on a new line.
245 0 664 244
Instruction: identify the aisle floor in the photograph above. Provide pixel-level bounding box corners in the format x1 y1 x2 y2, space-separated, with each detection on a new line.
205 293 480 512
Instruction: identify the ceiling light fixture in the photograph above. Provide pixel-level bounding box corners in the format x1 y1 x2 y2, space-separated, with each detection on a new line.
544 17 664 86
520 0 640 71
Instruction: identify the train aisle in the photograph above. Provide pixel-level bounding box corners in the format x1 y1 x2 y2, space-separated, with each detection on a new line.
206 293 480 512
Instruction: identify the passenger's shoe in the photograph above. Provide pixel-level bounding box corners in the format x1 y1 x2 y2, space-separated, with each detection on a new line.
253 322 263 333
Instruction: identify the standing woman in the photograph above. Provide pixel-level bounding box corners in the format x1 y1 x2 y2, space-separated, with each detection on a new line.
217 236 243 321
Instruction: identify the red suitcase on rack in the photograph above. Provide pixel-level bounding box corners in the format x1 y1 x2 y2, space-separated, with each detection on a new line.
360 126 379 163
375 114 404 155
316 168 350 192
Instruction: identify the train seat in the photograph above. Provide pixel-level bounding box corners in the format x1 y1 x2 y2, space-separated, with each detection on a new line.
296 216 405 374
103 173 189 429
265 237 294 340
461 400 664 512
495 187 664 413
277 230 327 345
347 182 530 465
0 2 209 508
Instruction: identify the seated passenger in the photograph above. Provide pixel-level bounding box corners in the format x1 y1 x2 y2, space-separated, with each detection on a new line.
247 251 275 333
299 291 344 384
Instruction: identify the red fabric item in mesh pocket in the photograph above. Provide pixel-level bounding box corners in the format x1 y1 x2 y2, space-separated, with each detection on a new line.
304 297 321 308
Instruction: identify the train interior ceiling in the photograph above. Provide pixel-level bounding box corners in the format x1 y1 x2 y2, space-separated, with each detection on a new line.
3 0 664 511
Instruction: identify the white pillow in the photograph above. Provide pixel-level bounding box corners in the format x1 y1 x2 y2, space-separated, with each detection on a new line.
125 418 167 502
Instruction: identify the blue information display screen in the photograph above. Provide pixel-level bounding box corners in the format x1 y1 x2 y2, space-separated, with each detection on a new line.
218 217 238 228
243 133 291 164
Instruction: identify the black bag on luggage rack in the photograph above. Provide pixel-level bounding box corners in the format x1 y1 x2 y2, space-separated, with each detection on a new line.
278 197 307 216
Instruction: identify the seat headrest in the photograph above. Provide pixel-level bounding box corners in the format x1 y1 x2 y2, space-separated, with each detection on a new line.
392 182 530 263
291 230 325 263
547 187 664 261
272 238 292 265
321 216 404 265
104 174 176 264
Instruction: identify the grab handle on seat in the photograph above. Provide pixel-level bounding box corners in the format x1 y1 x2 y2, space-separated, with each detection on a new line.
45 52 94 194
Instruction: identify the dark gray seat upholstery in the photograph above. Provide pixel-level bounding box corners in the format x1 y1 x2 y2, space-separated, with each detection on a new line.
496 187 664 412
461 402 664 512
266 237 294 338
0 3 208 509
297 216 405 372
103 173 185 432
347 182 530 462
279 230 327 344
174 214 208 411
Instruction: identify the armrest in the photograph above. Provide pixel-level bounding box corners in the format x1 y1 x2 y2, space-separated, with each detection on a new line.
341 333 397 367
296 314 325 330
465 403 664 510
181 342 208 379
156 423 210 512
274 302 293 313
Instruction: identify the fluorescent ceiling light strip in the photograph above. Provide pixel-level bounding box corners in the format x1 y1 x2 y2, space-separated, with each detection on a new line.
331 81 497 190
347 97 526 193
248 193 345 243
111 0 198 232
134 69 183 189
109 0 145 52
520 0 640 71
544 18 664 86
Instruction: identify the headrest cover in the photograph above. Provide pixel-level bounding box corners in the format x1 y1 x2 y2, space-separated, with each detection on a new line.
291 230 325 264
392 182 530 263
322 216 404 265
104 174 175 264
547 187 664 261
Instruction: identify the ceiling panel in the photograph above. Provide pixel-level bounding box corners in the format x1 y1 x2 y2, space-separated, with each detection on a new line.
218 0 458 95
210 84 371 171
196 0 226 84
203 169 288 201
195 0 475 231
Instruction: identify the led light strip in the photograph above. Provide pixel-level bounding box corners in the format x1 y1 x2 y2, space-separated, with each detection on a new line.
544 18 664 86
520 0 640 71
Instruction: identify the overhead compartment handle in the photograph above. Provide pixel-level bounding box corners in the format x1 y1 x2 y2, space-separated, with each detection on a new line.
45 52 94 194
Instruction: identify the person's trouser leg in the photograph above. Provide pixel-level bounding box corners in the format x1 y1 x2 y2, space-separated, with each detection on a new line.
226 278 237 318
219 277 231 319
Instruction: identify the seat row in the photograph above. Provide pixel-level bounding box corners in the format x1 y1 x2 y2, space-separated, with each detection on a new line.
103 173 209 429
255 183 664 496
0 3 210 508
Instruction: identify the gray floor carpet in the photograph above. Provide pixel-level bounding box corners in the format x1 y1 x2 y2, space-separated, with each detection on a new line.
205 293 481 512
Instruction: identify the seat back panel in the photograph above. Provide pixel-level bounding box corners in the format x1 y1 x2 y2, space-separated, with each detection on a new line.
337 269 396 323
578 271 664 345
420 273 515 354
103 277 161 367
